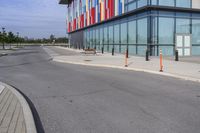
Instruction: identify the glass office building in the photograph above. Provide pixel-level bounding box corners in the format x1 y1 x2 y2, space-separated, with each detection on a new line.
60 0 200 56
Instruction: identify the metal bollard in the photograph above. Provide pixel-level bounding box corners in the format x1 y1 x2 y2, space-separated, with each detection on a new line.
112 48 114 56
125 50 128 67
126 49 129 58
101 47 104 54
146 50 149 61
159 49 163 72
175 50 179 61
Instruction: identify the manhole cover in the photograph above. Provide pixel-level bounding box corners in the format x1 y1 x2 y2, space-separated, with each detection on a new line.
84 60 92 62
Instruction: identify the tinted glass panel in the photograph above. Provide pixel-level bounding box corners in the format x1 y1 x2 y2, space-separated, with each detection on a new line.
192 19 200 44
121 22 128 44
159 0 175 6
176 18 190 34
114 24 120 44
159 17 174 44
192 46 200 55
138 0 147 8
109 25 114 45
128 20 136 44
127 2 136 11
176 0 191 8
137 18 147 44
151 0 157 5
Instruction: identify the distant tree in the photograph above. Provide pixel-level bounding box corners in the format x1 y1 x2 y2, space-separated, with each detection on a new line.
7 32 15 43
0 32 2 43
50 34 55 43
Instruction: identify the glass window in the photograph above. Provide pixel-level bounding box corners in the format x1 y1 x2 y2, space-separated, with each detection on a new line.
192 19 200 44
159 46 174 56
176 0 191 8
159 0 174 6
100 27 103 48
83 31 87 48
103 26 108 45
151 0 157 5
86 30 89 48
152 17 158 44
109 25 114 45
114 24 120 53
138 46 147 55
104 26 109 51
90 29 93 48
109 25 114 52
91 29 94 48
192 46 200 55
176 18 190 34
127 2 136 11
138 0 147 8
121 22 128 44
159 17 174 44
96 29 100 50
137 18 147 44
114 24 120 44
128 20 136 44
121 45 127 54
129 45 136 55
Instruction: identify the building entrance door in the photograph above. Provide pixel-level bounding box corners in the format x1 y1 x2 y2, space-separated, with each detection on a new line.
176 34 191 56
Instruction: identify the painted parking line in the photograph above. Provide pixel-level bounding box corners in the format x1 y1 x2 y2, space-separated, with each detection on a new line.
0 85 5 94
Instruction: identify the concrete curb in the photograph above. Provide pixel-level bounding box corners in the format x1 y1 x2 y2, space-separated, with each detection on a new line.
53 58 200 83
0 82 37 133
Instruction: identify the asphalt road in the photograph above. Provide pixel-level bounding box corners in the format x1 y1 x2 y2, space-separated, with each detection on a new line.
0 46 200 133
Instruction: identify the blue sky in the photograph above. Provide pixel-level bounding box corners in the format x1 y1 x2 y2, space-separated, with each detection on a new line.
0 0 67 39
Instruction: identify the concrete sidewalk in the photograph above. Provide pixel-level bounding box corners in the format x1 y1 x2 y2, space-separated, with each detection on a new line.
0 83 37 133
45 46 200 83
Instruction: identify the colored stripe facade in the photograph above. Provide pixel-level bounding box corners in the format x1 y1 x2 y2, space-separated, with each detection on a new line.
67 0 125 32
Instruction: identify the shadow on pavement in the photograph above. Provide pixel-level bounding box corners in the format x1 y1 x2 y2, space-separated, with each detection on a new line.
11 86 45 133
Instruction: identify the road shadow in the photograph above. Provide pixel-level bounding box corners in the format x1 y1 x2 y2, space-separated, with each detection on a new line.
11 86 45 133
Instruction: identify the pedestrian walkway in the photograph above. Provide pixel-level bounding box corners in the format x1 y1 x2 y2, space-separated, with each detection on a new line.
0 83 36 133
45 46 200 83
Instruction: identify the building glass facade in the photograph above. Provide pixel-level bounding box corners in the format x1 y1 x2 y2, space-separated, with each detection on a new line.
60 0 200 56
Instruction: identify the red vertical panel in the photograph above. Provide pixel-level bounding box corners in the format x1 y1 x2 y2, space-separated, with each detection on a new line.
91 7 95 24
81 14 84 28
108 0 110 19
73 19 76 31
105 0 107 20
86 12 88 26
110 0 114 17
68 22 70 32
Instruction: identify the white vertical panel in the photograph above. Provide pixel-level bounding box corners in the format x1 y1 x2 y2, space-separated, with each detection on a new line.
184 36 191 47
177 36 183 47
121 0 124 13
184 48 190 56
115 0 118 16
192 0 200 9
177 48 183 56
